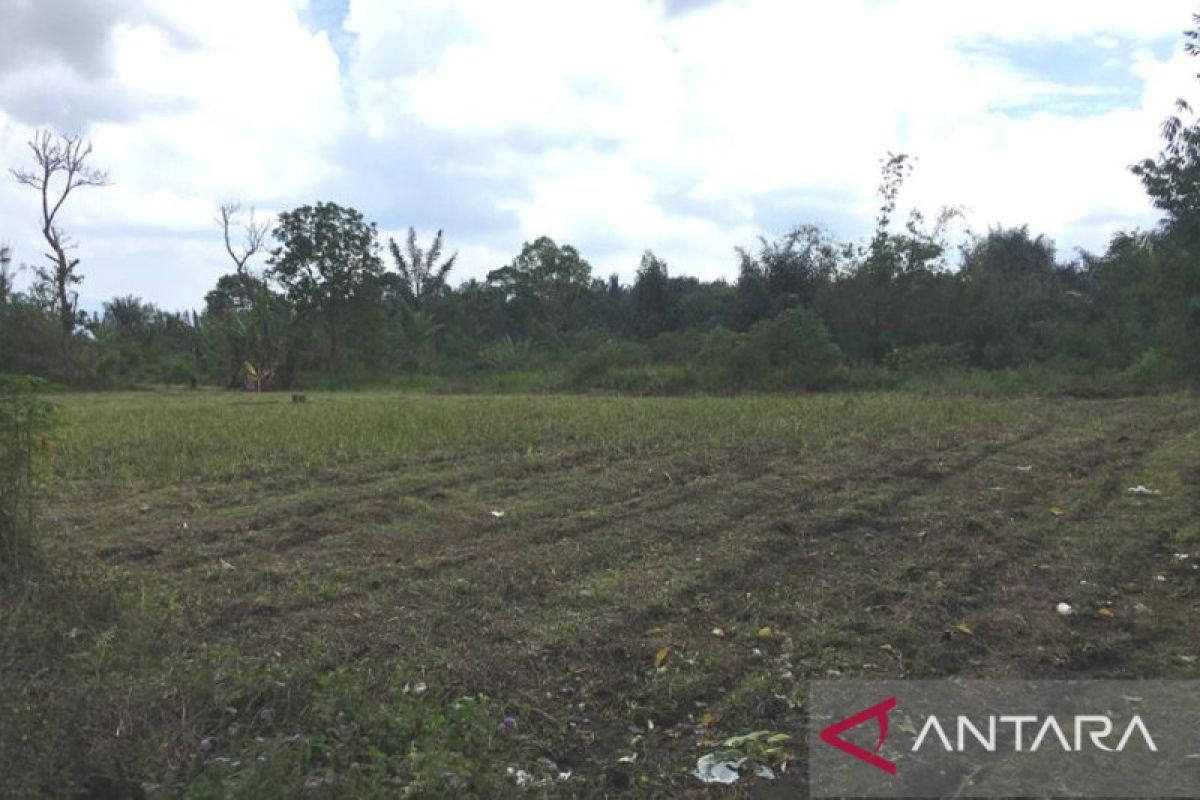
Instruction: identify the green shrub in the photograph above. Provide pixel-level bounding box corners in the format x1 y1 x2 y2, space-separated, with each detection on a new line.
0 374 58 572
1120 348 1183 389
568 339 651 388
730 307 844 390
884 343 968 374
478 336 532 371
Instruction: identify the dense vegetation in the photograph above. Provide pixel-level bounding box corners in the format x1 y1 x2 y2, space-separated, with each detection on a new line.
2 162 1193 396
4 27 1200 395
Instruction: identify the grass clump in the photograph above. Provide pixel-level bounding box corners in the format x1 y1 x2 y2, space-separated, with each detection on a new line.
0 374 57 572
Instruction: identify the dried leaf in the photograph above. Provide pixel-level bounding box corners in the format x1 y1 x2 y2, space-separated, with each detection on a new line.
655 647 670 669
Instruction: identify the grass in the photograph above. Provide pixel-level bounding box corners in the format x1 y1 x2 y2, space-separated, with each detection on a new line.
3 389 1200 796
51 390 1025 486
0 376 57 572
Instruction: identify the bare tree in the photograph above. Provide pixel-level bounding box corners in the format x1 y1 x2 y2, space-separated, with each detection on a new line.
9 130 110 351
217 202 271 276
213 202 282 390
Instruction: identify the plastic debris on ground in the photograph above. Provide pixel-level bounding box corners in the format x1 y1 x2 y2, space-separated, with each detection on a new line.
693 755 778 784
693 754 739 784
507 767 533 787
692 730 789 784
1127 485 1161 496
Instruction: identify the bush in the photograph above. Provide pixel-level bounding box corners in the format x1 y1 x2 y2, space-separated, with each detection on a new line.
884 343 968 374
730 307 844 390
478 336 532 371
1120 348 1183 389
0 374 58 573
567 339 651 388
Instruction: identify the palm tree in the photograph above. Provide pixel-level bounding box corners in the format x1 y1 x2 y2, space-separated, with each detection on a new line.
387 228 457 310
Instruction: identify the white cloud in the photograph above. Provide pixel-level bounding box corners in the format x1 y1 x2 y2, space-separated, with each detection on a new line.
1 0 1198 308
1 0 346 307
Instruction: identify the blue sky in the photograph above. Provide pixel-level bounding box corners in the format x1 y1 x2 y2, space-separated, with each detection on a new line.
964 36 1169 117
0 0 1196 313
298 0 354 66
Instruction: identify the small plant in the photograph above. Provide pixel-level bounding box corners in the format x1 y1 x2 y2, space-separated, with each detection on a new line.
243 360 275 392
479 336 532 371
0 374 57 572
884 343 968 375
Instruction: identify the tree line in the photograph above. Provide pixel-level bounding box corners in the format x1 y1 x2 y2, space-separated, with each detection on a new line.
3 28 1200 393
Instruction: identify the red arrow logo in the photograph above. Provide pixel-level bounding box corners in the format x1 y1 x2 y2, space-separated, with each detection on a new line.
819 696 897 775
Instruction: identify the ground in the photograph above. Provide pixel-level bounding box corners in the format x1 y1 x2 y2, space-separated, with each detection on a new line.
2 390 1199 797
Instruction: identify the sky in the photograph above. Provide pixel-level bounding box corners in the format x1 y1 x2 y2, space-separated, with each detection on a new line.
0 0 1197 313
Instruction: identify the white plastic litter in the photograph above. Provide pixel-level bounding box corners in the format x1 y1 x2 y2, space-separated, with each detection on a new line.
490 510 505 518
693 754 741 784
1056 602 1075 616
692 754 778 784
1128 485 1161 496
506 767 533 787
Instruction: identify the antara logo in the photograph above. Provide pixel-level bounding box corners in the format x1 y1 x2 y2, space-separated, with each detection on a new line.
820 698 1158 774
819 697 898 775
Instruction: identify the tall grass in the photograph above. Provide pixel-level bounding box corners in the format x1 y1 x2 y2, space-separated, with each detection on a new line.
48 389 1043 487
0 375 57 572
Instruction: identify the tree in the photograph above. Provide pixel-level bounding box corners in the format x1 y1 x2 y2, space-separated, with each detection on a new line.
202 275 294 389
102 295 156 338
1128 13 1200 372
486 236 593 336
267 202 383 370
957 227 1062 367
732 225 845 329
632 250 671 338
9 130 110 355
1130 14 1200 239
826 152 961 362
387 228 457 310
218 202 271 276
210 202 283 387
